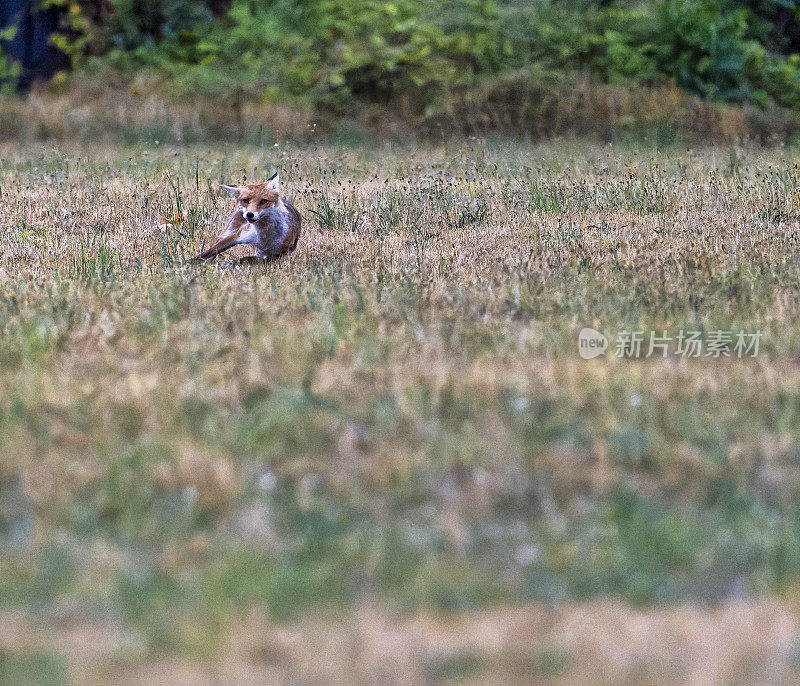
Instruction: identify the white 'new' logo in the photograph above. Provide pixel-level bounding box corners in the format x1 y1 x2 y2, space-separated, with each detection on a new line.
578 328 608 359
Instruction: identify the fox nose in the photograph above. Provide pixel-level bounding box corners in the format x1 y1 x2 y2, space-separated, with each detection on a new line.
245 211 256 221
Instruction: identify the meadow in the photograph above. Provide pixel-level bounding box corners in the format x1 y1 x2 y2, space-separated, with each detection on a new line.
3 136 800 682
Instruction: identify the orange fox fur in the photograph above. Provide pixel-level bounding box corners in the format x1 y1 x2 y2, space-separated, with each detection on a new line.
197 173 301 261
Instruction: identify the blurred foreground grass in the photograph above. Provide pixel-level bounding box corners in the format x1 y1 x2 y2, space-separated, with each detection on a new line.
3 138 800 681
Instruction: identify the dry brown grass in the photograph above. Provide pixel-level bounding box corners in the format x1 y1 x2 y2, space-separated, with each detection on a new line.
3 137 800 682
4 600 800 683
2 80 798 144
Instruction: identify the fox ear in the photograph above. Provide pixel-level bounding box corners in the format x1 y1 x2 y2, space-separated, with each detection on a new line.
220 184 241 197
266 172 280 191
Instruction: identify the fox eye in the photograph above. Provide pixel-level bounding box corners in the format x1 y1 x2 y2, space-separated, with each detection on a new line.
258 199 268 206
240 198 251 204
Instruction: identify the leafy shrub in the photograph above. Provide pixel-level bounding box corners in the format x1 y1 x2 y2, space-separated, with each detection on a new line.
0 26 21 93
14 0 800 126
655 0 759 102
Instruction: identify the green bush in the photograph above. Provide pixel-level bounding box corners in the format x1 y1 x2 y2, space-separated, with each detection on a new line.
19 0 800 121
0 26 21 94
655 0 758 102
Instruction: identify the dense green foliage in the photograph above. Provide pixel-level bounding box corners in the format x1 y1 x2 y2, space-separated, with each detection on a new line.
0 25 21 93
1 0 798 122
52 0 800 114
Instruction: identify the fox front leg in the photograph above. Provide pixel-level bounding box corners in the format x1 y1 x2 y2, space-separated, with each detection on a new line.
196 211 246 261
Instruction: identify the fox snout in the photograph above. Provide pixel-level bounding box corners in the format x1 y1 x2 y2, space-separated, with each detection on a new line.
243 208 268 222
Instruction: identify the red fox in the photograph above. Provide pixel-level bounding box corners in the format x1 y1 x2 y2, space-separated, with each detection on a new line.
196 173 301 261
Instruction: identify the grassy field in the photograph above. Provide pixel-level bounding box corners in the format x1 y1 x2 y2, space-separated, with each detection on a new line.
3 136 800 682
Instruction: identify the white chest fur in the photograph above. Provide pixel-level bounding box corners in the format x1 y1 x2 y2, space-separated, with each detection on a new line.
235 200 290 256
239 223 260 243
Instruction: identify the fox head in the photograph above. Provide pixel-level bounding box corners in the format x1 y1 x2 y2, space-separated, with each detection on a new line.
221 173 281 223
